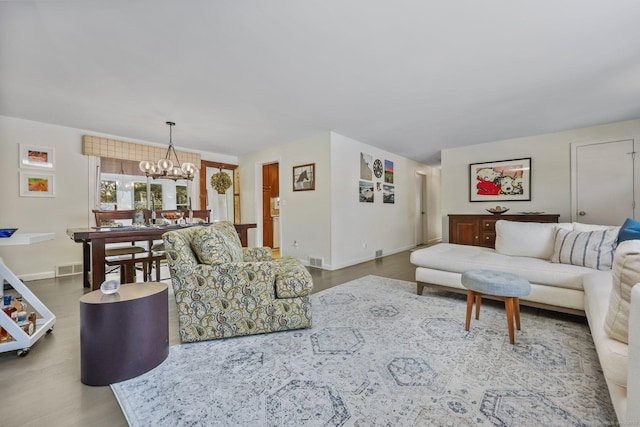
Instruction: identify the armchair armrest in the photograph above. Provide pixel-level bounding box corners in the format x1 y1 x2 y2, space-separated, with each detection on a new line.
243 247 273 262
272 256 313 298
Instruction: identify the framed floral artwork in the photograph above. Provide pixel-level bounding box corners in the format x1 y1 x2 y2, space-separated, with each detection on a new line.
20 171 56 197
469 158 531 202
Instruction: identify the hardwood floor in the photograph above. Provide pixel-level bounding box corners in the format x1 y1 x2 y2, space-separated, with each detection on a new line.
0 251 416 427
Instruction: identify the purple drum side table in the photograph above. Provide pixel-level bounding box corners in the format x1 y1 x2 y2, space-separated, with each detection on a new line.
80 282 169 386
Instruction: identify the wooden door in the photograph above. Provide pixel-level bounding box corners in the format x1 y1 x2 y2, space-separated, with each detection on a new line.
572 139 636 225
262 163 280 248
262 164 273 248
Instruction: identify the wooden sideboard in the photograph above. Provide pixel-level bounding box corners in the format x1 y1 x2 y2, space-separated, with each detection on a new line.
448 214 560 248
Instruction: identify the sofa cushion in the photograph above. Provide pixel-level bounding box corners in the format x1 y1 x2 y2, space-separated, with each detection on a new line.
583 272 628 387
618 217 640 243
551 227 619 271
573 222 618 232
604 240 640 343
190 224 243 265
494 220 561 259
410 243 592 291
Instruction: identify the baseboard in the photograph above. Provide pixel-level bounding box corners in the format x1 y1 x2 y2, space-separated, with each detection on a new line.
321 245 415 271
18 271 56 282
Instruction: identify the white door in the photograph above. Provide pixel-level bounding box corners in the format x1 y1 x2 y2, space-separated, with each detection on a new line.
572 138 636 225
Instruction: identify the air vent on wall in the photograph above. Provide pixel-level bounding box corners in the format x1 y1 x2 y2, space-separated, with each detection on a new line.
56 263 83 277
375 249 383 258
309 257 323 268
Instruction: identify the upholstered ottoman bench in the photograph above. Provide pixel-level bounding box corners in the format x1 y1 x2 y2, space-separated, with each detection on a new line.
461 269 531 344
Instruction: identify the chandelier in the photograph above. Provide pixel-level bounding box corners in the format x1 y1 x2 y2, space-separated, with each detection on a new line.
139 121 198 181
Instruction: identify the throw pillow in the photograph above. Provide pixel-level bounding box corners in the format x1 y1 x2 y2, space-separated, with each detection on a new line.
494 220 557 259
191 224 243 265
210 221 244 261
551 227 620 270
604 239 640 343
618 217 640 243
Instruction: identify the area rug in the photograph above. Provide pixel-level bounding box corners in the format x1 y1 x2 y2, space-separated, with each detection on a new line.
111 275 616 426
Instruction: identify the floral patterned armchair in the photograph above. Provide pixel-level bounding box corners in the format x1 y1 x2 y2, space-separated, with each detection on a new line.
162 221 313 342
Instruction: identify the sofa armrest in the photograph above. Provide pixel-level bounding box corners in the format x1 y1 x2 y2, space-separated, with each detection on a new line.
272 256 313 298
627 285 640 425
243 247 273 262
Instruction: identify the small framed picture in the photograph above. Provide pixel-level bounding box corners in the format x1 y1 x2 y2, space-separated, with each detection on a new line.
19 144 55 170
293 163 315 191
469 157 531 202
20 171 56 197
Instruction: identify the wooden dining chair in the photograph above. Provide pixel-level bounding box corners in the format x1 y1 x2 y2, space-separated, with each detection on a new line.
190 209 211 223
141 209 211 281
92 209 147 283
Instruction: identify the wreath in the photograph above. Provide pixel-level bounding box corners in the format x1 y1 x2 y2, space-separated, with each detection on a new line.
210 170 232 193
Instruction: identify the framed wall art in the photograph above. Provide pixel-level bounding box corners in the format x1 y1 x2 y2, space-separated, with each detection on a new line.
359 180 374 203
360 152 373 180
469 157 531 202
384 160 394 183
20 171 56 197
19 144 55 170
293 163 315 191
383 184 395 204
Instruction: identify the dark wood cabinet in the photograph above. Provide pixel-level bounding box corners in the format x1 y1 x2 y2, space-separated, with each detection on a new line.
448 214 560 248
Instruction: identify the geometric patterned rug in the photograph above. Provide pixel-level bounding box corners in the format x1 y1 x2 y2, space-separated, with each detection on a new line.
111 275 616 426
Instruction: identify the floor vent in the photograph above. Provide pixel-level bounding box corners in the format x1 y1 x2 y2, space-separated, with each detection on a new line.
375 249 383 258
309 257 323 268
56 263 83 277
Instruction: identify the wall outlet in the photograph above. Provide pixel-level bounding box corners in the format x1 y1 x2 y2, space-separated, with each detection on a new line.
293 240 299 248
363 243 367 248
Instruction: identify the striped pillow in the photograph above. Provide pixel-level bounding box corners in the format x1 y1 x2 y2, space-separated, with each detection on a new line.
551 227 620 270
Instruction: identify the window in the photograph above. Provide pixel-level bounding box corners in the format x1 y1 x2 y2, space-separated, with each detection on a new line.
99 158 192 212
99 180 117 209
176 185 188 210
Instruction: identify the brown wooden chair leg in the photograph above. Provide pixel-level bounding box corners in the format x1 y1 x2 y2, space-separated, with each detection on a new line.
155 260 161 282
514 297 521 331
475 293 482 320
465 291 474 331
505 297 515 345
141 261 148 282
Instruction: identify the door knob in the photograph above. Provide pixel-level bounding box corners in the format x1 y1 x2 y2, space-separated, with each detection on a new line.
578 211 586 216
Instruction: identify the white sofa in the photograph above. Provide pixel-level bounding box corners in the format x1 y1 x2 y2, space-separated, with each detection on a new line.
410 220 640 425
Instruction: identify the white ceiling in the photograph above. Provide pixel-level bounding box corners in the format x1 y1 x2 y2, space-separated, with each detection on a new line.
2 1 640 165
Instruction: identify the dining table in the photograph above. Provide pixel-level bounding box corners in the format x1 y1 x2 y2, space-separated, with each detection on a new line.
67 222 257 290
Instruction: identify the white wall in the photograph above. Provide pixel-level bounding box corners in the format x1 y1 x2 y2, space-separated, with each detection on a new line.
239 132 332 263
240 131 438 270
441 118 640 240
329 133 433 268
0 115 237 280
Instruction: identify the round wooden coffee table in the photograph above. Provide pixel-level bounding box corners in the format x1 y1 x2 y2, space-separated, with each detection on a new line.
80 282 169 386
